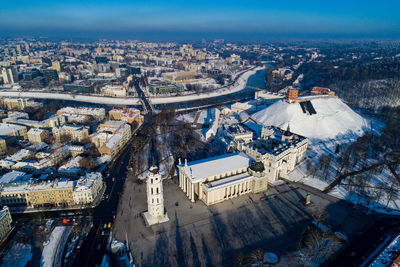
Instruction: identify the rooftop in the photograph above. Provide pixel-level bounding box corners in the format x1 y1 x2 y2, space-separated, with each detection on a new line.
180 152 251 182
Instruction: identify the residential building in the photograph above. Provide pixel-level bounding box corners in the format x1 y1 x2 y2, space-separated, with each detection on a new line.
53 125 89 143
0 138 7 156
26 180 75 208
72 172 103 205
1 68 18 84
0 171 103 208
57 107 106 121
109 108 144 124
97 121 131 158
0 98 43 111
0 206 12 241
0 123 27 139
43 69 58 84
27 128 49 144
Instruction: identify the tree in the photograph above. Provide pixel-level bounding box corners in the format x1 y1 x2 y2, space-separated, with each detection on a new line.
250 249 264 267
319 154 332 180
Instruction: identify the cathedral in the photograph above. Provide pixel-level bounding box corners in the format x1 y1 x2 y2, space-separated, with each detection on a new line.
177 126 308 205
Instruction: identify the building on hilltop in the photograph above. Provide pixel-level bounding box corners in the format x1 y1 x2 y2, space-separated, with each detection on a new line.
286 88 298 102
310 87 335 96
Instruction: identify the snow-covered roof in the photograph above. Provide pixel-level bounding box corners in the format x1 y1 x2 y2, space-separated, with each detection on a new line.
0 123 26 136
180 152 251 182
28 128 46 135
0 171 30 184
104 134 122 149
74 172 102 192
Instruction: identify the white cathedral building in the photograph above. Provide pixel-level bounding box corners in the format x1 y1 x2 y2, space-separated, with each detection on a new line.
143 166 169 226
177 126 308 206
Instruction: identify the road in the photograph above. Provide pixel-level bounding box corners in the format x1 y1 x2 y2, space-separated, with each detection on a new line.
325 216 400 267
72 123 150 267
134 79 154 113
72 145 132 267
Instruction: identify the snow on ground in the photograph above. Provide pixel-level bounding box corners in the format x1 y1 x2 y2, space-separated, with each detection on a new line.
252 97 370 141
0 91 141 106
0 66 262 106
150 66 265 104
1 243 32 267
176 113 196 124
287 132 400 214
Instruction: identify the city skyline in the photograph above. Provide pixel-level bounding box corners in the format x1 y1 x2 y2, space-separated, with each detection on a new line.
1 0 400 40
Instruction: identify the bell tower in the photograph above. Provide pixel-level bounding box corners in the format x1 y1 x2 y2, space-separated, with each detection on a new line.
143 166 169 226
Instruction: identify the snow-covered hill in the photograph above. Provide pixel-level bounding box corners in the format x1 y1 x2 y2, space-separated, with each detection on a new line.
251 97 370 140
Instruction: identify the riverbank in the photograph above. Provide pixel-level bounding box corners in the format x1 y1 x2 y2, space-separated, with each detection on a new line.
150 65 266 104
0 65 265 106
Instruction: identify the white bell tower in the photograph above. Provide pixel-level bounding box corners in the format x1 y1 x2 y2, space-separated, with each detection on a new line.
143 166 169 226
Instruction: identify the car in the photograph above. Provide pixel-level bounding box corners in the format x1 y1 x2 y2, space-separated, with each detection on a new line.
101 231 105 236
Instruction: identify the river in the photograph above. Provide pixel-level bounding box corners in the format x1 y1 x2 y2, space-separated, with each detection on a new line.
155 63 270 111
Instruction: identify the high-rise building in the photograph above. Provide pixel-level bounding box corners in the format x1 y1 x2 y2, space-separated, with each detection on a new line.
1 68 18 84
43 69 59 84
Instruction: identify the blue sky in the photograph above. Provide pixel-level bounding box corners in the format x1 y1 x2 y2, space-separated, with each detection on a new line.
1 0 399 39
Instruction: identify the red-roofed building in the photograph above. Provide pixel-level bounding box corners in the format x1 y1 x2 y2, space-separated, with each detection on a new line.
311 87 335 96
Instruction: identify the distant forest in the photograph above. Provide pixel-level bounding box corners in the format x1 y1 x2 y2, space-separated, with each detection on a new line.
299 57 400 109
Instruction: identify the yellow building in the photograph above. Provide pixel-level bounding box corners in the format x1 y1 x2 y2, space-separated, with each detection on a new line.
52 61 61 72
0 138 7 155
26 181 74 208
163 71 196 82
53 125 89 143
0 123 27 139
27 128 49 144
101 86 127 97
97 121 131 158
109 108 144 124
0 98 43 111
0 206 12 241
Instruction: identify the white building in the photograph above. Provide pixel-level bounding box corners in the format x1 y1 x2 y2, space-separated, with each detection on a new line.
0 206 12 241
178 126 308 205
57 107 106 122
73 172 103 205
143 166 169 226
